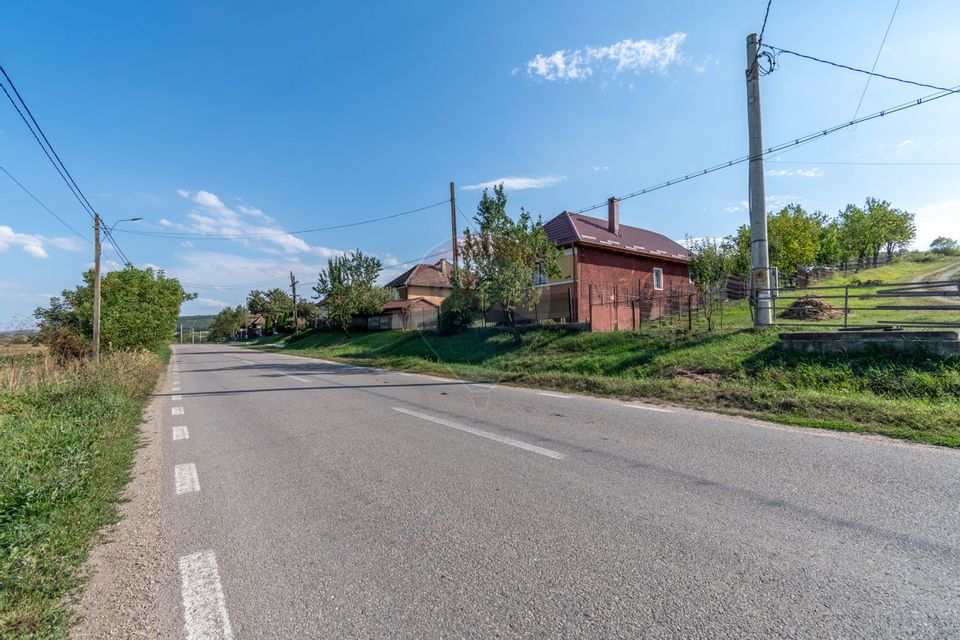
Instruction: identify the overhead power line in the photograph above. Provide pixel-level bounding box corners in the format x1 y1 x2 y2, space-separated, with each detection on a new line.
758 0 773 46
853 0 901 119
0 65 134 265
0 165 89 242
768 160 960 166
113 199 450 240
575 83 960 213
761 44 956 95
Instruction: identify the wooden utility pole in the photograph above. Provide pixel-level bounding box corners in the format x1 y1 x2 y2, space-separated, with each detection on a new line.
92 214 102 362
449 181 458 270
290 271 299 333
746 33 773 326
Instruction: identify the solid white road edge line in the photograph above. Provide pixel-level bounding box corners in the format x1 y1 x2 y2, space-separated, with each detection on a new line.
173 426 190 441
392 407 566 460
179 550 234 640
172 407 184 416
627 403 674 413
538 392 570 399
175 463 200 494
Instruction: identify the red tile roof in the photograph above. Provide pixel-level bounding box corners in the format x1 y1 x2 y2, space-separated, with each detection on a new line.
544 211 690 262
385 259 454 289
382 297 438 311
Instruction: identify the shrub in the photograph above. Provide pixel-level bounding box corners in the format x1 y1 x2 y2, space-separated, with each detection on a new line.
439 288 477 335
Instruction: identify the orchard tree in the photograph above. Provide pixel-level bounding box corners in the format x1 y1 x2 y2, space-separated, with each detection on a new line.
458 183 561 345
265 288 292 333
931 236 960 256
686 239 729 331
724 225 752 277
767 204 821 276
313 250 389 335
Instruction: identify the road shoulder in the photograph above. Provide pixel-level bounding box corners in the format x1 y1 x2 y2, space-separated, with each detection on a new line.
70 374 176 639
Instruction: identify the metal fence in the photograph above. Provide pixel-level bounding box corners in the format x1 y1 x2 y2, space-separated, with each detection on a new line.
771 279 960 329
362 308 440 331
483 290 575 327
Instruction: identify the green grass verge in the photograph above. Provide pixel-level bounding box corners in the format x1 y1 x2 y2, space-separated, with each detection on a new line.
0 350 163 638
253 258 960 447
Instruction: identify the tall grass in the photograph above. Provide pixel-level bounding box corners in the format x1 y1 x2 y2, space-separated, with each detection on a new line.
0 348 163 638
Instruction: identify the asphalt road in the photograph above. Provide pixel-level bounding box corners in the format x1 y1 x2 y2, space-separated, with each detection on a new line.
159 343 960 639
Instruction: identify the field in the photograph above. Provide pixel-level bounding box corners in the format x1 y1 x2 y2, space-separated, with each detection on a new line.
257 256 960 447
0 339 163 638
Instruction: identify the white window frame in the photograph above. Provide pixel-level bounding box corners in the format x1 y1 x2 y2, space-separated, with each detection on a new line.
653 267 664 291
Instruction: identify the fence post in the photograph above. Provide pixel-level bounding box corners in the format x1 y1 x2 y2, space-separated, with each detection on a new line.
843 286 849 329
614 284 619 331
567 287 573 324
588 284 593 329
687 294 693 332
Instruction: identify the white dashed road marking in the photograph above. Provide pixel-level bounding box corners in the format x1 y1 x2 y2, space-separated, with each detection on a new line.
175 463 200 494
172 407 184 416
393 407 566 460
538 392 570 399
627 403 674 413
179 550 234 640
172 394 183 401
283 372 311 383
173 426 190 441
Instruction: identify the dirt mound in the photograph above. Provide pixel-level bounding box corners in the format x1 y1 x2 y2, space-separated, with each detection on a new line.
779 296 843 321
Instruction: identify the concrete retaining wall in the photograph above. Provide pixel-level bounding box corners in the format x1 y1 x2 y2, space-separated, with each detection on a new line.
779 330 960 357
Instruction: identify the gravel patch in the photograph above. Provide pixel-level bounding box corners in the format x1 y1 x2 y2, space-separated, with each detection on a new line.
70 376 177 638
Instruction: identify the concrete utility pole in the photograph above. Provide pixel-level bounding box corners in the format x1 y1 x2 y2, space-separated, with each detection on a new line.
449 181 459 270
746 33 773 326
290 271 299 333
92 214 102 362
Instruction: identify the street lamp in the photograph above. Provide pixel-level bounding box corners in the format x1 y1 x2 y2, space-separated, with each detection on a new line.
92 216 144 362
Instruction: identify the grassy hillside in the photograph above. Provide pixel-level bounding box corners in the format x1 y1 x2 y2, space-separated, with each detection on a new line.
258 257 960 447
177 314 216 331
0 343 163 637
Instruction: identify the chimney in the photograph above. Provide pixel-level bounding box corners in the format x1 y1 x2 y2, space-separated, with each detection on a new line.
607 197 620 236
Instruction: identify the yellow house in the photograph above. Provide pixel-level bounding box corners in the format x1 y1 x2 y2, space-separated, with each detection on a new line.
385 258 454 306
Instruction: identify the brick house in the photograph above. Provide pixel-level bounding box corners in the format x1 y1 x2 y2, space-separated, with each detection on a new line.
384 258 454 306
541 197 692 331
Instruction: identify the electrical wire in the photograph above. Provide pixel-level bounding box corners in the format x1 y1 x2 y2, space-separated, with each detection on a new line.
758 0 773 46
574 83 960 213
853 0 900 119
0 65 134 264
768 160 960 166
761 44 956 94
114 199 451 240
0 165 90 242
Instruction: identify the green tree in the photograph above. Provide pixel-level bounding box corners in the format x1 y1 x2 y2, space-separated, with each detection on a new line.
35 266 193 353
208 305 247 341
265 288 292 333
458 184 561 345
839 203 871 270
686 239 729 331
767 204 821 277
930 236 960 256
313 250 390 335
724 225 752 277
815 215 844 266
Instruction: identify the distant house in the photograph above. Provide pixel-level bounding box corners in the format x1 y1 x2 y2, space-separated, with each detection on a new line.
385 258 454 306
540 197 692 331
366 297 439 331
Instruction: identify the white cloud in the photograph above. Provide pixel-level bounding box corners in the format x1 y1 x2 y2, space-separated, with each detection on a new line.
593 165 610 172
180 240 194 248
0 225 85 259
897 139 918 150
525 33 687 82
173 188 342 257
765 167 823 178
462 175 567 191
194 297 230 308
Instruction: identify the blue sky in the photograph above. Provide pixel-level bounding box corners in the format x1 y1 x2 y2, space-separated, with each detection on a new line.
2 0 959 326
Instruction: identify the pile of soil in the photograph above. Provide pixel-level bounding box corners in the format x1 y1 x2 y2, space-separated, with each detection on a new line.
779 296 844 320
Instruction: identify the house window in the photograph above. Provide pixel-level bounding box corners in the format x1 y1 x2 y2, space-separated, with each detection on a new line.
653 267 664 290
534 264 548 286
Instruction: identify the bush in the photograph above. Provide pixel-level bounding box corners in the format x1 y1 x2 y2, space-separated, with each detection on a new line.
42 328 90 364
439 288 477 336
